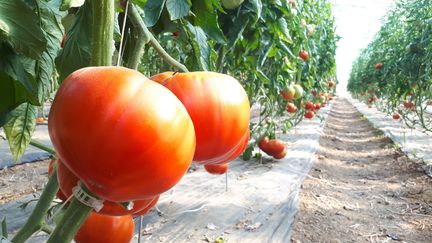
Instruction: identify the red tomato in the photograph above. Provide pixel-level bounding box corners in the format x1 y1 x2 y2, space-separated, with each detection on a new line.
266 139 285 155
258 137 270 153
273 148 287 159
314 103 321 110
149 71 175 84
48 66 196 202
172 31 179 37
392 114 401 120
329 80 335 87
37 117 44 123
56 159 157 216
47 159 67 201
281 86 296 101
163 72 250 165
299 50 309 61
204 163 228 175
305 101 314 110
375 63 383 69
132 195 159 217
259 138 285 156
304 111 315 119
74 213 134 243
286 102 297 113
403 101 414 109
311 90 317 97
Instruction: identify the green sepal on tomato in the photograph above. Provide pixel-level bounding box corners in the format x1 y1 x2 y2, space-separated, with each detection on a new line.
48 66 196 202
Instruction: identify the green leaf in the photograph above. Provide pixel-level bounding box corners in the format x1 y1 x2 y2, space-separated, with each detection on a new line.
0 0 47 59
56 0 92 82
192 0 226 43
247 0 262 22
276 18 292 43
242 144 253 161
166 0 191 20
1 217 7 239
0 44 37 95
33 0 64 102
211 0 225 13
186 23 210 70
3 103 37 162
144 0 166 27
226 13 251 49
131 0 148 8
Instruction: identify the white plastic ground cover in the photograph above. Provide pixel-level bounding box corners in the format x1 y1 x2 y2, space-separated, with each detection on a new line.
2 102 332 243
0 125 51 169
347 95 432 176
125 104 333 243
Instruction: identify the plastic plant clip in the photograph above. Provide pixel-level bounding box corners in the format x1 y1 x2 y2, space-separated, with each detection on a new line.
72 184 104 212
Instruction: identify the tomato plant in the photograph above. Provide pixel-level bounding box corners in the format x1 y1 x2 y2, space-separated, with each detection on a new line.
0 0 338 241
348 0 432 132
74 213 134 243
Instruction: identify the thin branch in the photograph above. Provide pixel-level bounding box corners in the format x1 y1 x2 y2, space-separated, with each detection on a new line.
127 4 188 72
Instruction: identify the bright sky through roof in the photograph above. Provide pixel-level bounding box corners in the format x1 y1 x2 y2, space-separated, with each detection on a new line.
330 0 395 96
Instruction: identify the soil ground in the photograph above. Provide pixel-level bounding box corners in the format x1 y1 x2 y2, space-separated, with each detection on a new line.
0 160 49 204
291 98 432 243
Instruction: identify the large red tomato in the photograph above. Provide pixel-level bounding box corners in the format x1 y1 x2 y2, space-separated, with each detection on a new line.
74 213 134 243
48 66 196 202
163 72 250 165
56 160 157 216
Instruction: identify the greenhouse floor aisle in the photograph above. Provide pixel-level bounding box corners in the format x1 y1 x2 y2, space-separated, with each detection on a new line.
291 98 432 242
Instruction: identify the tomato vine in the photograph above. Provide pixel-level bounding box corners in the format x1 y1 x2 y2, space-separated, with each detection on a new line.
348 0 432 132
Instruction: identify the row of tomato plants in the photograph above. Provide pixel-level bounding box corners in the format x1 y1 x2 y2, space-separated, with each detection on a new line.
0 0 337 242
347 0 432 132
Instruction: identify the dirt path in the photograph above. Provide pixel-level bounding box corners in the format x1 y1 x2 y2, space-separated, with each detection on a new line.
291 98 432 243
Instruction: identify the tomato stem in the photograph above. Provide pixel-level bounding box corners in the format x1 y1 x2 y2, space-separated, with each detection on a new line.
215 46 226 73
46 185 94 243
29 139 56 156
125 3 147 70
11 169 59 243
90 0 115 66
127 4 189 72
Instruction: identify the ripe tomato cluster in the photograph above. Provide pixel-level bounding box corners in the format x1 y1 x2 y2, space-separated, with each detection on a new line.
47 66 251 240
258 137 287 159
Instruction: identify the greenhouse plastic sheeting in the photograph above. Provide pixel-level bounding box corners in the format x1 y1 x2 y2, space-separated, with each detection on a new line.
3 103 332 243
347 95 432 176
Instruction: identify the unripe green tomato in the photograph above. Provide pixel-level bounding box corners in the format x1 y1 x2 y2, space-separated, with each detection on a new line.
293 84 304 99
221 0 244 9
